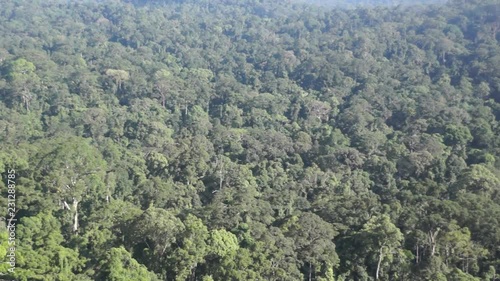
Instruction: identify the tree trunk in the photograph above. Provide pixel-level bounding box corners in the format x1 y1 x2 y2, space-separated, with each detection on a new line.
219 156 224 190
416 242 419 264
73 198 79 232
309 262 312 281
445 246 449 266
22 87 31 111
465 257 469 274
491 22 498 40
63 201 71 210
376 246 384 280
428 229 440 256
190 262 197 281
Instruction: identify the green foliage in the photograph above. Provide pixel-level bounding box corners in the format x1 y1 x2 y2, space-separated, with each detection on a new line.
0 0 499 279
169 214 210 281
0 229 13 276
14 213 84 281
6 58 36 82
100 247 159 281
209 229 239 258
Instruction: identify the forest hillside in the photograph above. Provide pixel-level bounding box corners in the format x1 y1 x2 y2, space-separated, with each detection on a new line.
0 0 499 280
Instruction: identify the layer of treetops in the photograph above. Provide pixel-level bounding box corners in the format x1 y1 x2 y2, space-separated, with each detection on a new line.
0 0 499 280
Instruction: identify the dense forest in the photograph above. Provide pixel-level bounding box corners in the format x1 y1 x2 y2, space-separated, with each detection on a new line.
295 0 447 8
0 0 499 280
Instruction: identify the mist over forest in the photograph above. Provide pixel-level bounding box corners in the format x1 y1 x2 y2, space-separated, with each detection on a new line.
0 0 499 280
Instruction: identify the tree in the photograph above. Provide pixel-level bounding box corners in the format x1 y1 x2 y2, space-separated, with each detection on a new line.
99 247 160 281
153 69 172 108
440 222 487 274
5 58 40 110
452 164 500 198
281 213 339 281
209 229 239 257
127 207 185 277
169 214 210 281
31 136 107 233
0 227 13 277
14 212 85 281
356 214 404 280
105 69 129 93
